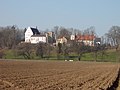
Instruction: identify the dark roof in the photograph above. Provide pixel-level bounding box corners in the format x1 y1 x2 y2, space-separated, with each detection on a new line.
31 27 40 35
31 35 46 37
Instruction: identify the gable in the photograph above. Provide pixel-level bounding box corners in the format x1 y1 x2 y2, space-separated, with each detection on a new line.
25 27 40 35
31 27 40 35
25 27 33 36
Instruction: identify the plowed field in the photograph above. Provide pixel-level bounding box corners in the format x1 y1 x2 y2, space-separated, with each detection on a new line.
0 60 119 90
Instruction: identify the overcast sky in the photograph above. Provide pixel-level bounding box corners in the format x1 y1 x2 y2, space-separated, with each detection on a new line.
0 0 120 36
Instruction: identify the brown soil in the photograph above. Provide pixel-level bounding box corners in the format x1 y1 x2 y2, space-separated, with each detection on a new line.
0 60 119 90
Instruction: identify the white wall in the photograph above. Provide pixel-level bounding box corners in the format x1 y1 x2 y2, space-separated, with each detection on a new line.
30 37 39 44
70 35 75 40
30 36 47 44
25 27 33 43
39 37 47 43
83 40 94 46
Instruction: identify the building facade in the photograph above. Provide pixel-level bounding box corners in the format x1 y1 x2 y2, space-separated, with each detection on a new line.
25 27 47 44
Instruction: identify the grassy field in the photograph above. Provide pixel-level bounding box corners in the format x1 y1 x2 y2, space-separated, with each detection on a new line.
3 49 120 62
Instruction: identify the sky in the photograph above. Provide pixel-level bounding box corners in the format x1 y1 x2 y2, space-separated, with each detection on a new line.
0 0 120 36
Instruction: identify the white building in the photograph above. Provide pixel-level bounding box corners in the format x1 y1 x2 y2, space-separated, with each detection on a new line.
30 35 47 44
70 34 95 46
70 35 76 40
25 27 47 44
56 37 67 45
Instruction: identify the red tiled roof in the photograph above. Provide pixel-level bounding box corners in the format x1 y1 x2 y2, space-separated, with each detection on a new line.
76 35 95 40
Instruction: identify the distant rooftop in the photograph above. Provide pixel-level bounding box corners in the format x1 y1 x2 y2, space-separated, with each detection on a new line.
76 35 95 41
30 27 40 35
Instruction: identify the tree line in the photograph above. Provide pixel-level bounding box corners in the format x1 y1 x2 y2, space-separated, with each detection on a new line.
0 25 120 61
104 26 120 50
0 25 24 49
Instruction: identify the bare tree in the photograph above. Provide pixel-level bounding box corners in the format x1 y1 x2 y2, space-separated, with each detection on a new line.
106 26 120 49
45 44 53 59
36 42 46 58
16 43 34 59
0 49 5 59
57 27 72 40
0 25 24 49
56 43 62 59
53 26 59 39
71 41 86 61
62 43 69 60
